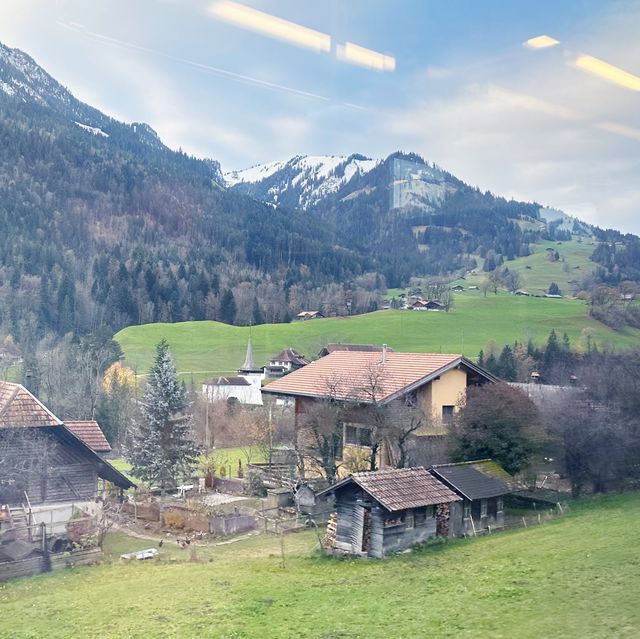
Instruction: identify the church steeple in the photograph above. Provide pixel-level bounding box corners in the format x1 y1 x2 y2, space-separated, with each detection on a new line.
241 335 255 371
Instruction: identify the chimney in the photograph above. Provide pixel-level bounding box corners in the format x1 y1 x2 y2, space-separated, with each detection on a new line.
382 344 387 364
24 369 33 392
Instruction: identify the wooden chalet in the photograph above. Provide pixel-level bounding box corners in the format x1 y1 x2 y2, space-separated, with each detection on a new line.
429 460 517 534
264 348 309 377
296 311 324 321
319 467 461 558
0 381 133 535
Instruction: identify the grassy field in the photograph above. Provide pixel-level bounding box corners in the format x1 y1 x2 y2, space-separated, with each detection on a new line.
459 238 597 295
1 493 639 638
110 447 266 484
115 298 640 383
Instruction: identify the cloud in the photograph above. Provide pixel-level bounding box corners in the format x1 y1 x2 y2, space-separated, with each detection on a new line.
381 3 640 233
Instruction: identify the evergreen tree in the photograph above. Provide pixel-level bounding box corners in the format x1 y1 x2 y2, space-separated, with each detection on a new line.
542 329 561 373
219 289 237 325
127 340 199 494
497 345 517 381
548 282 561 295
477 349 485 367
252 297 265 325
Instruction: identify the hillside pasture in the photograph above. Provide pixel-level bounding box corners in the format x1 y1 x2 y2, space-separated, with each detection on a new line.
115 297 640 383
0 494 638 638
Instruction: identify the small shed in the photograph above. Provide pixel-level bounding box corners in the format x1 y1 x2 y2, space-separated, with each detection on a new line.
429 460 516 535
318 467 461 558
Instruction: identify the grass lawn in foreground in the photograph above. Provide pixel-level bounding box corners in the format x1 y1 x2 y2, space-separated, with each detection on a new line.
115 298 640 384
1 493 639 638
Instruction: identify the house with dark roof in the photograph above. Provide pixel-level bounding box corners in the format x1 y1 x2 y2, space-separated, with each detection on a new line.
65 421 112 455
296 310 324 321
429 460 517 534
264 348 309 377
319 467 461 558
0 381 133 536
262 348 497 475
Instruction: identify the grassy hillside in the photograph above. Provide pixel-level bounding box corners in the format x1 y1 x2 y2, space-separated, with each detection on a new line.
115 297 640 382
1 494 639 638
461 238 597 295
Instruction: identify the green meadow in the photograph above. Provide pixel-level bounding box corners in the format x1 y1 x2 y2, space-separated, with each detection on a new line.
115 297 640 383
1 493 638 638
460 238 597 294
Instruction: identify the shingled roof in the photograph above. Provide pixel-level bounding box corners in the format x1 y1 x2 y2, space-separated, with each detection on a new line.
320 467 461 511
0 381 61 428
429 460 516 501
270 348 309 366
65 421 112 454
262 351 496 404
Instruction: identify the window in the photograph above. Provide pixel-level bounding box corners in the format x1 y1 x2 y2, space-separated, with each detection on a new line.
344 424 372 447
405 509 414 529
414 507 426 526
481 499 488 518
442 405 455 423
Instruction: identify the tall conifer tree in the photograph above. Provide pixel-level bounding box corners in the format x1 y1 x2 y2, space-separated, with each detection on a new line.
128 339 199 493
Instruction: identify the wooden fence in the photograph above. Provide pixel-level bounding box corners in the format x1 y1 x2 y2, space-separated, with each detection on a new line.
0 548 101 582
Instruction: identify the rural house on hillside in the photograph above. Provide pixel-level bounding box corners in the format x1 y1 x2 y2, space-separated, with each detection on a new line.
319 467 461 558
296 311 324 321
429 460 517 534
264 348 309 377
262 349 497 474
0 381 133 535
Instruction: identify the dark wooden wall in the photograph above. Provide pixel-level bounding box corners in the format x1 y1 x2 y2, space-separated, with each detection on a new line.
0 428 98 505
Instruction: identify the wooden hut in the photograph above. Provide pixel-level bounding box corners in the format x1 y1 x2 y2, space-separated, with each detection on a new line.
319 467 461 558
429 460 516 535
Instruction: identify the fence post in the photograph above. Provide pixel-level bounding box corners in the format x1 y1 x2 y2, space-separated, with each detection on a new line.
522 517 527 528
556 502 564 515
537 513 541 525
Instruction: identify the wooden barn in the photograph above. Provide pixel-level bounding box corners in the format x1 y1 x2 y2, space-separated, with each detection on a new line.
0 381 133 534
319 467 461 558
429 460 516 535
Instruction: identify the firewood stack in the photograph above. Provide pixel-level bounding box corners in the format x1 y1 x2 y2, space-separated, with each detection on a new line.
323 512 337 550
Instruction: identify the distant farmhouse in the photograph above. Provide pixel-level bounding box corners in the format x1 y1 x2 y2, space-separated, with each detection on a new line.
262 348 497 472
264 348 309 378
296 311 324 321
0 381 132 536
320 467 461 558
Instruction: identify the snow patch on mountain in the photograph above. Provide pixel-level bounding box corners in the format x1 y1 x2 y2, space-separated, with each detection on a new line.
74 121 109 137
225 154 381 210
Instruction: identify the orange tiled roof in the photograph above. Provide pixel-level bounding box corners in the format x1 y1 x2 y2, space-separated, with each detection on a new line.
65 420 112 453
261 351 468 403
0 381 61 427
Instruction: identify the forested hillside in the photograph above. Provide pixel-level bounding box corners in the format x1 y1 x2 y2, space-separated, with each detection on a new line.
0 42 375 346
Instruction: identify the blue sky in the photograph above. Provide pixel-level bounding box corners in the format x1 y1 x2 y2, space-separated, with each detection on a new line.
1 0 639 232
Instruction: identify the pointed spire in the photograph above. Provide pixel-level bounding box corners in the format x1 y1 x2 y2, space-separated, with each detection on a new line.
241 334 255 370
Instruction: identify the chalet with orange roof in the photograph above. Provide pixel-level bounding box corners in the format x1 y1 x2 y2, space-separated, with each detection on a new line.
261 347 498 474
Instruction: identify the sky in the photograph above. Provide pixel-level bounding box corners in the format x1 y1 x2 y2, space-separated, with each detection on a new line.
1 0 639 232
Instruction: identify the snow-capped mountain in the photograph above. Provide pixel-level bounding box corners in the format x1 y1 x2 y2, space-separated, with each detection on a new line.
225 153 381 210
